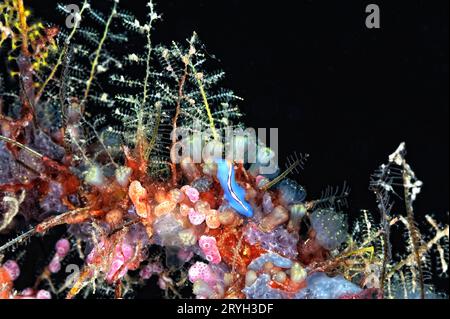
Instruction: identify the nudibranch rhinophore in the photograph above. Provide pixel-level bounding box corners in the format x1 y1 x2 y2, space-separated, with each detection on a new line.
216 159 254 218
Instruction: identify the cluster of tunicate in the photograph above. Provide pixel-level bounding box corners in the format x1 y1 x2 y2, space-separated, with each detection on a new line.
48 239 71 273
0 260 51 299
247 253 293 271
139 262 163 280
106 241 137 283
243 253 307 299
188 261 226 299
243 274 286 299
310 208 348 250
153 213 184 246
244 223 299 259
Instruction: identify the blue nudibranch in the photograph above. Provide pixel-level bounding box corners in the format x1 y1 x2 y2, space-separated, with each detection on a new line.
216 159 254 218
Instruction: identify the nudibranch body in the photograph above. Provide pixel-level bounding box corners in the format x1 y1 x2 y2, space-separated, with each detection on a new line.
216 159 253 218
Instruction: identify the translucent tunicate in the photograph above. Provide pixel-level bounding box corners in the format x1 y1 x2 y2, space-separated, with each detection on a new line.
278 179 306 206
193 279 215 298
290 262 307 283
310 208 348 250
165 246 184 269
115 166 132 187
84 165 105 187
257 147 275 166
273 271 287 283
191 177 213 193
244 223 299 259
262 193 274 214
288 203 307 231
169 189 184 203
153 213 184 246
178 228 197 246
243 274 285 299
260 206 289 232
245 270 258 287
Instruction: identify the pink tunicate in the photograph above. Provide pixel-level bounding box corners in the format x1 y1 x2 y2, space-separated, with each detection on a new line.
139 263 162 280
121 243 134 260
106 241 137 283
36 290 52 299
55 239 70 257
188 208 206 225
48 256 61 274
107 259 125 283
199 236 221 264
152 263 163 274
183 186 200 203
87 240 105 264
113 245 124 261
87 249 95 264
3 260 20 281
139 265 153 280
188 262 217 285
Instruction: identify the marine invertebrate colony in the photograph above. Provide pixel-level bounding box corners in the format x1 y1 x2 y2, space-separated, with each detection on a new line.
0 0 448 299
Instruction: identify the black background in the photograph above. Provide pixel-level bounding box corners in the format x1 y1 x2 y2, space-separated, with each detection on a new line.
5 0 449 297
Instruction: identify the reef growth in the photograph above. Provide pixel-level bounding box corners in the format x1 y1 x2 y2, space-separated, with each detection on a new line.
0 0 448 299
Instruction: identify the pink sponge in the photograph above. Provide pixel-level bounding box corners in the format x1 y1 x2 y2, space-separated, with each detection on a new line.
55 239 71 257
